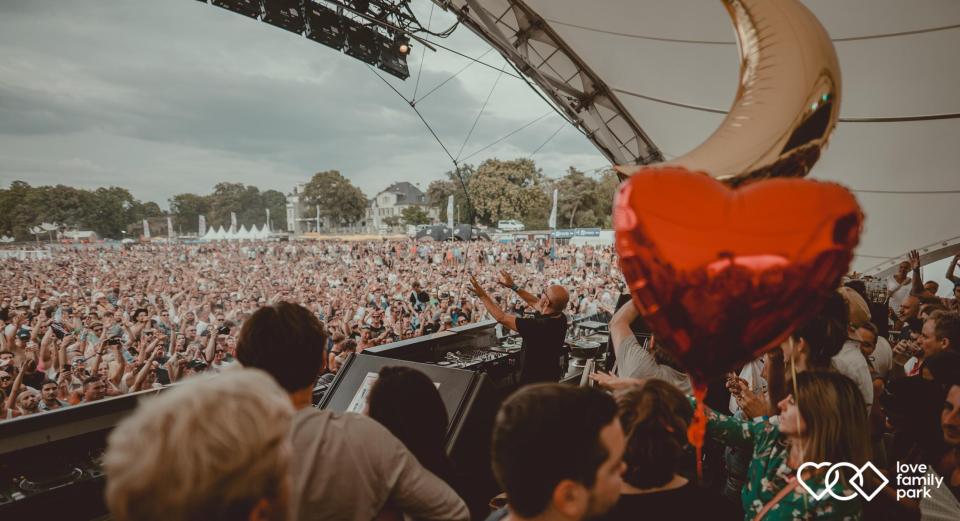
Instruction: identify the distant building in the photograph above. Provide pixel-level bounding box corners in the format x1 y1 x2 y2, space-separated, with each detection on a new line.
366 182 439 227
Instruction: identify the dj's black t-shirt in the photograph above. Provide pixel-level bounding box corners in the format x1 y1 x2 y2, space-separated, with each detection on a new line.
515 312 568 384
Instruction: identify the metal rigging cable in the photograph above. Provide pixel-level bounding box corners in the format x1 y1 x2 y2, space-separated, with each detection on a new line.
611 87 960 122
415 48 495 104
411 1 436 102
529 122 567 157
546 19 960 45
456 59 506 160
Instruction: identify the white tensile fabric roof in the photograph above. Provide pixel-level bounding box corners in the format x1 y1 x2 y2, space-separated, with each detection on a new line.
440 0 960 275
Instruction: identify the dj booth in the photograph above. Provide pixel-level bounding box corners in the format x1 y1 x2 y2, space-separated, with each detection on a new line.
0 318 611 520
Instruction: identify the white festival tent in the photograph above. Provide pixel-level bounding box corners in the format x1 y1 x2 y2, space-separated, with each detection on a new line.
199 223 272 241
436 0 960 276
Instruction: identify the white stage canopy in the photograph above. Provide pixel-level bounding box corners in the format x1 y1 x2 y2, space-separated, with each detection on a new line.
437 0 960 275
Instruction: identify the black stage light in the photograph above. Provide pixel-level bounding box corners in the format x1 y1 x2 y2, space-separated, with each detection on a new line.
344 18 382 65
306 3 345 50
352 0 371 14
211 0 262 19
378 36 410 79
262 0 305 35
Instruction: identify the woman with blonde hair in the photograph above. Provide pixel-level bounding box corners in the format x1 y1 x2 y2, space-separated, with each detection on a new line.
103 368 294 521
703 370 870 520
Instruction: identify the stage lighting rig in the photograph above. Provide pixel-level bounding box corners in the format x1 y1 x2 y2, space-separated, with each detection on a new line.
196 0 442 80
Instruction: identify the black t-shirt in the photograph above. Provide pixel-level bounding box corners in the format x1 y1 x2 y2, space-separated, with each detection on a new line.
596 483 739 521
515 312 568 384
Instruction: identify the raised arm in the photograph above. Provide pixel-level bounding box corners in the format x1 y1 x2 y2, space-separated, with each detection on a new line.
947 253 960 284
497 271 538 307
470 276 518 332
908 250 925 296
609 298 639 358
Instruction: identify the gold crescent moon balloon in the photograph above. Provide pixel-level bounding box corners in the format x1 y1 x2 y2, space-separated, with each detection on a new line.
616 0 841 186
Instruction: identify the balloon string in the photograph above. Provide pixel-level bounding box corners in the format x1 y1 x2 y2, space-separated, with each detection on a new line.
788 338 807 509
688 381 708 479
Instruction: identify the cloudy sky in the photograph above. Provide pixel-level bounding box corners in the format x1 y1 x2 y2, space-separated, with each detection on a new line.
0 0 606 208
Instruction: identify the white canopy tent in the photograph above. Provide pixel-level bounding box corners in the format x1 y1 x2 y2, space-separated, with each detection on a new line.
436 0 960 275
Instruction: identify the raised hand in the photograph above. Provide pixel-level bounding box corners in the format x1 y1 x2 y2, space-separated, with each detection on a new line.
497 271 515 289
909 250 921 270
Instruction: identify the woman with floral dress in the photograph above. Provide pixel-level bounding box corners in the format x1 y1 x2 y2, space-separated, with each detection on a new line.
701 371 870 520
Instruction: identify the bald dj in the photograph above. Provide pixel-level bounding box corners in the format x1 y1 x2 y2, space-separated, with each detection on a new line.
470 271 569 384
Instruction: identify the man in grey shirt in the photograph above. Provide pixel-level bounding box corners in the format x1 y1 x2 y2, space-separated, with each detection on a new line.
609 299 691 393
237 302 468 521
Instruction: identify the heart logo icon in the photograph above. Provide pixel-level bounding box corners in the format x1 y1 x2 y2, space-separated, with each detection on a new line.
796 461 834 501
614 167 862 381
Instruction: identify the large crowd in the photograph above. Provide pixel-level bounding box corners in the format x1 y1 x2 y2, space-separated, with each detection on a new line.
4 240 960 520
0 240 621 418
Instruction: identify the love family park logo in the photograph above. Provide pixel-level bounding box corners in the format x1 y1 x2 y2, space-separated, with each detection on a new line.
796 461 945 501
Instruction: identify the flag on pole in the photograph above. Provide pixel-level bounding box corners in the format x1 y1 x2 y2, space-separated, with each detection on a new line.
199 215 207 237
265 208 271 232
548 188 559 229
167 217 174 239
143 219 151 240
230 212 238 234
447 195 454 228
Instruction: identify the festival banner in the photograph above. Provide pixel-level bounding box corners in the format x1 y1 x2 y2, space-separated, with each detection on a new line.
143 219 151 240
199 215 207 237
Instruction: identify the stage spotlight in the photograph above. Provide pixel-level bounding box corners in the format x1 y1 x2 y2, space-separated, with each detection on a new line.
263 0 304 35
211 0 262 19
397 37 411 55
352 1 371 14
306 3 345 50
378 36 410 79
344 18 382 64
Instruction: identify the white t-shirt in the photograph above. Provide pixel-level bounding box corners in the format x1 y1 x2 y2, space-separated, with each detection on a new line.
871 336 894 380
831 340 874 408
886 275 912 314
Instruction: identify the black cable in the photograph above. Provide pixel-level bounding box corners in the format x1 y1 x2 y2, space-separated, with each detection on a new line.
366 65 456 163
529 122 566 157
411 1 435 102
456 59 506 160
420 37 522 79
611 87 960 123
546 19 960 45
366 64 412 104
461 111 552 161
502 58 582 135
415 48 495 104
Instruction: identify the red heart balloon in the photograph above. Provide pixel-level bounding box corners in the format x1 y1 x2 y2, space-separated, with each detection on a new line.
614 167 862 382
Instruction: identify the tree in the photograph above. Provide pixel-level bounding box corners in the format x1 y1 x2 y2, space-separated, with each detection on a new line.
468 158 550 226
556 167 600 228
426 164 474 224
261 189 287 231
302 170 367 226
593 169 622 228
400 205 430 225
0 181 163 240
169 193 211 233
383 216 402 227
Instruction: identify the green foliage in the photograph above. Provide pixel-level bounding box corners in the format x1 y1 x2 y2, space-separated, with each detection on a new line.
426 165 474 224
593 169 622 228
400 205 430 225
0 182 163 240
383 215 402 227
302 170 368 225
468 158 550 226
168 184 287 233
556 167 600 228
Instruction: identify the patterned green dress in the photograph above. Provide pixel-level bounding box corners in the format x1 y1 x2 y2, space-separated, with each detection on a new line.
700 403 864 520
